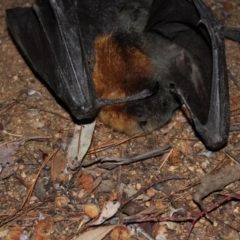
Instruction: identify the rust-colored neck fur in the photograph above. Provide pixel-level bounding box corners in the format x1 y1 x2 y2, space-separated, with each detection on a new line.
93 34 152 99
92 34 153 135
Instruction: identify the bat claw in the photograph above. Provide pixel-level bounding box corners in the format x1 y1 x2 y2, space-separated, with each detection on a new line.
98 81 159 108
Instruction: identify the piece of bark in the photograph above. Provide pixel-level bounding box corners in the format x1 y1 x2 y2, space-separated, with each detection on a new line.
194 164 240 208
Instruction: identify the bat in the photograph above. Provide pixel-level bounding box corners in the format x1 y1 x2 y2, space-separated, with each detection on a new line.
6 0 240 150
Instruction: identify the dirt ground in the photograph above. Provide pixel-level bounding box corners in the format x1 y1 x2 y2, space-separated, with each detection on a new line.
0 0 240 239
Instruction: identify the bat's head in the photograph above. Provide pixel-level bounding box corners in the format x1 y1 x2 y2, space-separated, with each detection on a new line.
115 2 148 35
124 84 180 134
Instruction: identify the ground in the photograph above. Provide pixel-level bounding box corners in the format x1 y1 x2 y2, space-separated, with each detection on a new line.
0 0 240 239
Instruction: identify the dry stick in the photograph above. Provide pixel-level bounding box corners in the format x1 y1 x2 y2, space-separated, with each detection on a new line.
225 150 240 164
0 101 17 115
14 174 30 189
121 194 240 240
21 149 59 209
117 165 124 225
168 136 199 142
1 130 24 137
82 145 171 169
90 132 116 151
1 96 71 120
88 133 146 153
77 125 83 159
193 151 240 210
121 175 188 207
193 164 240 208
18 101 71 120
230 125 240 131
0 136 51 147
185 194 240 240
0 197 53 227
230 106 240 113
214 216 240 232
159 148 173 169
50 154 59 213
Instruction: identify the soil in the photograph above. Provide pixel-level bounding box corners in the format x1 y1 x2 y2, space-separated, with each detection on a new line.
0 0 240 239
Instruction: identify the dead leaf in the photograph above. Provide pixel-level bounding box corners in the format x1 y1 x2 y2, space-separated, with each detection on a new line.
120 183 149 201
0 165 18 180
67 121 96 169
0 136 50 180
55 196 70 208
35 219 54 235
76 225 118 240
0 139 25 166
51 155 67 182
83 203 100 218
4 225 23 240
0 229 9 239
91 201 120 226
194 164 240 208
110 226 131 240
34 177 51 202
76 173 94 190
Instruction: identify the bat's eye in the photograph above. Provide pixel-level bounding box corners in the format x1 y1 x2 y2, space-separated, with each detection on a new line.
131 9 140 21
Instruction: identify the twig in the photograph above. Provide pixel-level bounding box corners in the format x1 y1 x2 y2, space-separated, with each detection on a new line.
82 145 171 169
118 194 240 240
159 148 173 169
0 197 53 227
21 149 59 208
121 175 188 207
88 133 146 153
18 101 71 120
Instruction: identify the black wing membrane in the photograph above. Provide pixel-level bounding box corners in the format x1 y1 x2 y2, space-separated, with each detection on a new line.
146 0 229 149
6 0 238 149
7 0 97 119
6 0 153 120
34 0 97 119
